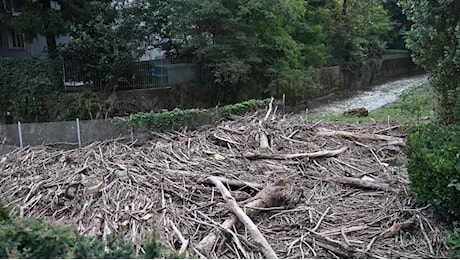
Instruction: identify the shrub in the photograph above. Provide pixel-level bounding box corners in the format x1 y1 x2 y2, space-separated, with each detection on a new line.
446 222 460 258
221 98 272 117
128 108 209 132
405 123 460 222
0 202 162 259
0 58 61 123
121 98 273 132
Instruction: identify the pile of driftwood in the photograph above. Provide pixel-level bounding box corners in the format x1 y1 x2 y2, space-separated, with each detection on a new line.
0 105 448 258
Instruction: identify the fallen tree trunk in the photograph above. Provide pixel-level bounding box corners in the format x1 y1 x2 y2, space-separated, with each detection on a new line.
316 128 406 146
244 147 347 160
195 179 288 257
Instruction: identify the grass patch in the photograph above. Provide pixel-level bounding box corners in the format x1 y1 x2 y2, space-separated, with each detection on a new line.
301 81 439 125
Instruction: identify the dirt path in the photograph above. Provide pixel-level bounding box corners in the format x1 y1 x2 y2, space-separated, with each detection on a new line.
308 74 428 115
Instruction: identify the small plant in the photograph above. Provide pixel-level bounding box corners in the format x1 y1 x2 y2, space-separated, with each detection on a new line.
405 123 460 222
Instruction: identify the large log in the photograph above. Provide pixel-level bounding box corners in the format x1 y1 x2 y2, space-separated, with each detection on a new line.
195 179 288 257
244 147 348 160
208 176 278 259
316 128 406 146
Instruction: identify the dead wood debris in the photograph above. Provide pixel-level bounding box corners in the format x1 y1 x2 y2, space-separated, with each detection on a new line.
0 108 448 259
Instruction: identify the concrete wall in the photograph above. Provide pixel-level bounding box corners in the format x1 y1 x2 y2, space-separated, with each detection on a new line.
315 54 419 96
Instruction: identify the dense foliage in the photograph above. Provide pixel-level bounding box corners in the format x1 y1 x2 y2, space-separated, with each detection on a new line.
59 0 157 92
0 58 61 123
399 0 460 124
123 98 272 132
147 0 392 104
2 0 396 106
446 222 460 258
0 202 163 258
327 0 392 72
0 58 103 123
405 123 460 222
0 0 92 58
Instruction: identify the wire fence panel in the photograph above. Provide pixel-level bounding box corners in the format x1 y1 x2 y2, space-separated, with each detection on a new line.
61 56 198 92
0 119 151 154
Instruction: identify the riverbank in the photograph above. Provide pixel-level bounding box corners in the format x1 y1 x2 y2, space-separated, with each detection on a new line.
300 74 436 125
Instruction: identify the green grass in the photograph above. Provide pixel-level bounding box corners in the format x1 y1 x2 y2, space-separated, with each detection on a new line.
300 81 439 125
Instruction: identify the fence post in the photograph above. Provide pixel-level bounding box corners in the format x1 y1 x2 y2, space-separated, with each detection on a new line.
130 115 134 143
76 118 82 148
282 94 286 114
17 121 23 148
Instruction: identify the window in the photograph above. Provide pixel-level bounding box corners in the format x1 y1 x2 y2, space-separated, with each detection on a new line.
8 29 24 49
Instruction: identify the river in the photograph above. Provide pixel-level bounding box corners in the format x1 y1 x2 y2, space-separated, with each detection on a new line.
306 74 428 115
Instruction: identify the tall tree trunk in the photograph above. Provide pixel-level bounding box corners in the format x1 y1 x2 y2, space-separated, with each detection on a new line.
45 32 57 58
342 0 348 18
41 0 57 58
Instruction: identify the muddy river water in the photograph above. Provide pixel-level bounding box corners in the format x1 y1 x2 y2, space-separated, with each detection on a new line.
306 74 428 115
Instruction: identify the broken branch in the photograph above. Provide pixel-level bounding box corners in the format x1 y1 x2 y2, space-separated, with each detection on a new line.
244 147 347 160
208 176 278 259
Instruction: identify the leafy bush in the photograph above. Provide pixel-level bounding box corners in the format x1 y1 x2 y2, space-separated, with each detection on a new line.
446 222 460 258
121 98 272 132
221 99 272 117
128 108 209 132
0 202 162 259
405 123 460 222
0 58 61 123
0 58 106 123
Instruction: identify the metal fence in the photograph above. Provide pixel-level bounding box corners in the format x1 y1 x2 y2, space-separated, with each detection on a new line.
0 118 151 155
61 56 199 92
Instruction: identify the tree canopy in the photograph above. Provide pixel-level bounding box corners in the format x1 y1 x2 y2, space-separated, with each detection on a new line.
2 0 396 104
0 0 93 58
59 0 156 89
399 0 460 123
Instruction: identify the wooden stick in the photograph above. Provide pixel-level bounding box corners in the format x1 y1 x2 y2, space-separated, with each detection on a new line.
169 219 189 253
208 176 278 259
259 132 270 150
380 217 415 238
166 169 264 189
263 97 275 121
304 230 356 258
305 171 399 193
244 147 347 160
316 128 406 146
311 207 331 232
195 179 287 257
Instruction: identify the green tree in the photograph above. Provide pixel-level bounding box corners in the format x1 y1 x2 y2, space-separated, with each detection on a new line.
383 0 412 49
326 0 392 72
59 0 157 92
0 0 92 58
151 0 321 104
399 0 460 124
